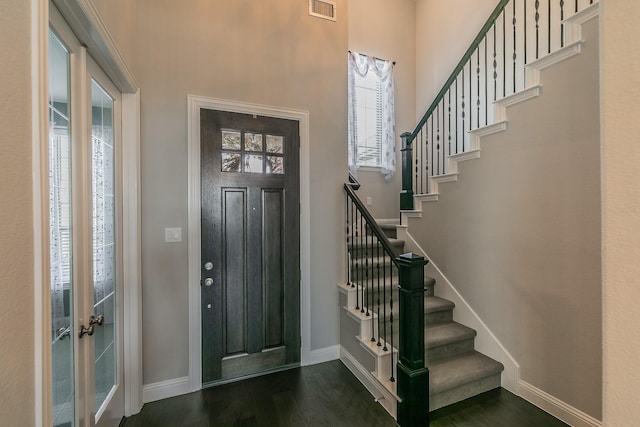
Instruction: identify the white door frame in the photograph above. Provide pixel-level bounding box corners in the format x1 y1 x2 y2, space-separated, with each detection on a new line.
187 95 312 392
32 0 142 424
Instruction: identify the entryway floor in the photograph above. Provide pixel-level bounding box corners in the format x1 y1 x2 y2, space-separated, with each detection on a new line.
121 360 568 427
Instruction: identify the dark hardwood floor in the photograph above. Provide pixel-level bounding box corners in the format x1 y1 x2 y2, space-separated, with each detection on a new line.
121 360 567 427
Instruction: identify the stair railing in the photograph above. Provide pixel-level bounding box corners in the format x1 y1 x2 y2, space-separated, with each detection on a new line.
345 176 400 375
345 174 429 425
401 0 596 207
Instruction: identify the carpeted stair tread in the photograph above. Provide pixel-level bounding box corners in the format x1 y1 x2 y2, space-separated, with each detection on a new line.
425 296 455 314
425 322 476 349
429 351 504 395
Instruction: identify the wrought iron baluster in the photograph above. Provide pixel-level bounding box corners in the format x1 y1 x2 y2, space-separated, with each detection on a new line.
455 78 459 154
355 209 360 310
468 61 472 136
441 101 445 173
548 0 552 54
560 0 565 47
365 221 370 317
484 35 488 126
503 10 506 98
431 117 436 174
382 246 387 351
350 199 355 288
376 241 381 346
575 0 578 13
535 0 540 59
477 48 481 128
461 67 465 153
493 24 497 101
389 259 395 383
415 130 420 194
345 194 350 286
448 89 452 156
524 0 528 87
359 212 364 313
356 210 364 313
513 0 517 94
436 105 440 175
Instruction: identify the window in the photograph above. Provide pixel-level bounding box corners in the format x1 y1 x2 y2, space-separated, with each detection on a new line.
348 52 396 179
353 72 383 167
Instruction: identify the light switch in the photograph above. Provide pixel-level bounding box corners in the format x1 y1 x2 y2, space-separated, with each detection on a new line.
366 197 372 206
165 227 182 243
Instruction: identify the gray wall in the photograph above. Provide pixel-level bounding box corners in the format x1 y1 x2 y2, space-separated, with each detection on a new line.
408 19 602 419
415 0 497 116
0 0 34 425
135 0 348 384
91 0 138 72
347 0 416 220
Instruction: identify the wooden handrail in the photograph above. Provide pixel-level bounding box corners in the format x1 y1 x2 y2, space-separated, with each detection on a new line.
344 183 399 265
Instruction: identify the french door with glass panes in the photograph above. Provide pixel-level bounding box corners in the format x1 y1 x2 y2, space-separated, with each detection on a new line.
49 6 124 427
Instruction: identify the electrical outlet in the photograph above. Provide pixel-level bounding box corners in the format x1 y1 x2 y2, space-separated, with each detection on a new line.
366 197 372 206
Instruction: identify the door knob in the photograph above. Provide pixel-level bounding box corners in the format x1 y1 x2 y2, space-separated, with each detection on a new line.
204 278 214 287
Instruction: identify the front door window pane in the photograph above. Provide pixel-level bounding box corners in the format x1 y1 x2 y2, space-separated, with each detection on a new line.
49 29 75 427
91 79 116 413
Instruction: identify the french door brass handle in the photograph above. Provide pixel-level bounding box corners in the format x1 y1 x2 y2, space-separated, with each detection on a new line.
78 324 94 338
78 315 104 338
89 314 104 326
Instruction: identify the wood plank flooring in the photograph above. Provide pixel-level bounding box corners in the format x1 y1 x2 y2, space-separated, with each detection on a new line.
121 360 568 427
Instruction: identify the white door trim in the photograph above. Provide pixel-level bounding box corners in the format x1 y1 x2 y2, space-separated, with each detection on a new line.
32 0 51 424
33 1 142 423
187 95 311 392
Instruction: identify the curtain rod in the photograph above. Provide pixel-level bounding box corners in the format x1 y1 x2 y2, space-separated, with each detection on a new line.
348 50 396 66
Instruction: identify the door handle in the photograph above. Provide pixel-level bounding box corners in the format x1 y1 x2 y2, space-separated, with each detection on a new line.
78 315 105 338
78 324 94 338
89 314 104 326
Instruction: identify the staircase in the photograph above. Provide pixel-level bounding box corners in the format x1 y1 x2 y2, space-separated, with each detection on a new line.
338 221 503 415
340 0 600 424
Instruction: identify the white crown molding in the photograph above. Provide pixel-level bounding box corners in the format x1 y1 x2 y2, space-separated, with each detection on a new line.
51 0 137 93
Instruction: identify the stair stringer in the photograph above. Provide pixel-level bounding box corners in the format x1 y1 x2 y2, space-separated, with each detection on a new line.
395 225 520 395
337 282 400 419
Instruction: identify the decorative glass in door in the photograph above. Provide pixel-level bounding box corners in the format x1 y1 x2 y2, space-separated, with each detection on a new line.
49 29 75 427
91 79 117 413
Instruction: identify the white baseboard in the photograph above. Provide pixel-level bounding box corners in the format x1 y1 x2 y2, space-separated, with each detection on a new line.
143 376 191 404
519 380 602 427
303 344 340 365
340 346 397 419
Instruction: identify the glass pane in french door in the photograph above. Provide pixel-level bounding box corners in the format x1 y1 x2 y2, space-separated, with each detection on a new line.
91 79 117 412
49 29 75 427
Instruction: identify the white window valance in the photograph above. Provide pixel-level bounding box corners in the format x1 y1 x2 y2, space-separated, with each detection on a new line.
348 51 396 180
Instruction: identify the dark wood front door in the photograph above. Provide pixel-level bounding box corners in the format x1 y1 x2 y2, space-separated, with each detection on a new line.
200 109 300 385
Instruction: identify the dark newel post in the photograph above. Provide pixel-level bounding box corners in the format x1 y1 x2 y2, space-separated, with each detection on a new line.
400 132 414 211
396 253 429 426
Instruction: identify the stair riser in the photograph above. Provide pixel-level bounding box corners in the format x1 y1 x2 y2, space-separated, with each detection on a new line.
426 339 476 364
348 246 403 259
352 284 435 298
365 224 397 239
426 310 453 325
375 307 453 327
430 374 501 411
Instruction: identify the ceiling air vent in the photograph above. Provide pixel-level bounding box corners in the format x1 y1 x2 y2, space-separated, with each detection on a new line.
309 0 336 21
